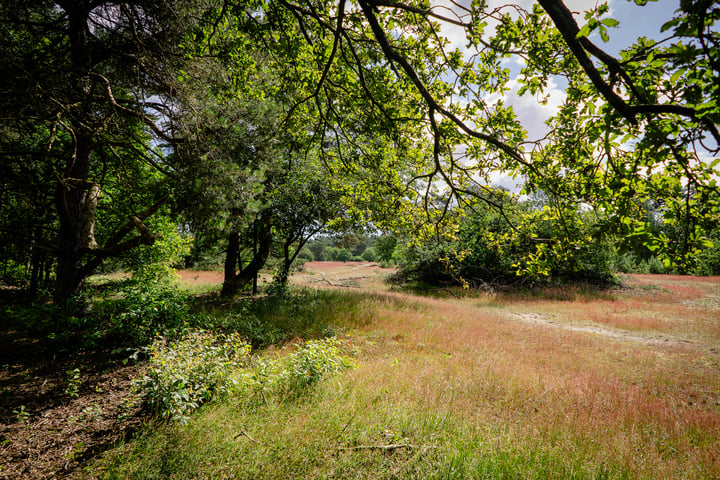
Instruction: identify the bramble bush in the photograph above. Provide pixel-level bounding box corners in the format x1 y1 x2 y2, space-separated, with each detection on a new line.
136 331 251 424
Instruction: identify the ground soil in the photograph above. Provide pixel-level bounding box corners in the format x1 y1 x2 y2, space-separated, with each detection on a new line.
0 342 146 479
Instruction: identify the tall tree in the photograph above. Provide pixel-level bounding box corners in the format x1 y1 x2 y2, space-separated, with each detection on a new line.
0 0 226 304
265 0 719 271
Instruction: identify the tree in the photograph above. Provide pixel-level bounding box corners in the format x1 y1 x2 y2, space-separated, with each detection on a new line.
262 0 719 272
0 0 214 304
374 236 397 263
270 159 344 288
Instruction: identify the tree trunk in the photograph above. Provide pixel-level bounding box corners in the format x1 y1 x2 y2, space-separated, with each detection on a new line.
52 3 95 306
222 230 241 295
54 140 94 305
221 218 273 297
27 229 45 299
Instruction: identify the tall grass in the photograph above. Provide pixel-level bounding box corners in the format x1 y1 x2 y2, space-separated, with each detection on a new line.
93 283 720 479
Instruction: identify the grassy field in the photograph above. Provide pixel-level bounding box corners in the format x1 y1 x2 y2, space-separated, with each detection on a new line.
90 264 720 479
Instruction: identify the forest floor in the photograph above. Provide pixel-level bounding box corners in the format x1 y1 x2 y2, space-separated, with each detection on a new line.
1 265 719 478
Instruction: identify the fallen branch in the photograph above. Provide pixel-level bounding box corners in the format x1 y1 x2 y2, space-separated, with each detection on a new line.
425 288 460 298
234 430 259 443
311 274 361 288
336 443 437 452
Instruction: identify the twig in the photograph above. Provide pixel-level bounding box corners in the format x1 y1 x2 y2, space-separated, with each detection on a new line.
336 443 437 452
336 413 356 440
234 429 259 443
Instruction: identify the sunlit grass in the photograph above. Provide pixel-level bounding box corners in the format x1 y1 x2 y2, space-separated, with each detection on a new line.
93 277 720 479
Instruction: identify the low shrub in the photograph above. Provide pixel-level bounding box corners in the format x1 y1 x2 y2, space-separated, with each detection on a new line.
277 337 355 400
136 331 251 423
116 282 194 345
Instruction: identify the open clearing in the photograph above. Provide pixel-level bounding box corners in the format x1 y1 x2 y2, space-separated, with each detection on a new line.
2 264 719 479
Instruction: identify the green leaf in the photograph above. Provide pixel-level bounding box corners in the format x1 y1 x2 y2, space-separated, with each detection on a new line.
661 18 681 32
601 18 619 27
577 24 593 39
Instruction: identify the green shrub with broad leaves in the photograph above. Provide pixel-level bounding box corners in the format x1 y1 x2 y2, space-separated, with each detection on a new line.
278 337 354 400
117 281 194 345
136 331 251 423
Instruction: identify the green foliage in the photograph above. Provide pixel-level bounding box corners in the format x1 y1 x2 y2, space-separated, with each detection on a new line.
396 194 618 289
277 338 354 400
611 252 666 275
136 331 251 424
238 337 354 405
198 288 344 349
333 249 353 262
64 368 82 399
12 405 30 425
117 282 194 345
123 217 193 285
297 247 314 262
361 247 377 262
692 237 720 276
374 236 397 263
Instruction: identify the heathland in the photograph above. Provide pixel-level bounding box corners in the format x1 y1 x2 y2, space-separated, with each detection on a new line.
3 262 718 479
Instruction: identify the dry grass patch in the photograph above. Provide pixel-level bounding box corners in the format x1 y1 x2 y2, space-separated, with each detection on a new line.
341 289 720 478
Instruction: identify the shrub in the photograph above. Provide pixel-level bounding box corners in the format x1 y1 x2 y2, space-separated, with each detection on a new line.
646 256 667 274
136 331 251 423
374 235 397 263
297 247 314 262
117 282 194 345
278 337 354 400
693 238 720 276
334 248 352 262
361 247 377 262
123 217 193 284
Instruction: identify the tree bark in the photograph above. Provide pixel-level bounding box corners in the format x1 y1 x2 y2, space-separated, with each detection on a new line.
221 218 273 297
54 139 94 305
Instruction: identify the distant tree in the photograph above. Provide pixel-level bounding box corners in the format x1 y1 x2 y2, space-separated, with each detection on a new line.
374 236 398 264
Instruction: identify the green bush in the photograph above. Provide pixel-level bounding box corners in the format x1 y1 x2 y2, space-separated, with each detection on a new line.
374 235 397 263
646 256 667 274
117 282 194 345
123 216 192 285
278 337 354 400
361 247 377 262
396 195 618 288
693 238 720 276
136 331 251 423
297 247 314 262
612 252 639 273
337 249 352 262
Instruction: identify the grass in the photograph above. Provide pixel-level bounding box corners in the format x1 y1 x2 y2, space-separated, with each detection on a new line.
88 273 720 479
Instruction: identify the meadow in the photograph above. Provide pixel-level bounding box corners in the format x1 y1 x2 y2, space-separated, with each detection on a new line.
88 263 720 479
